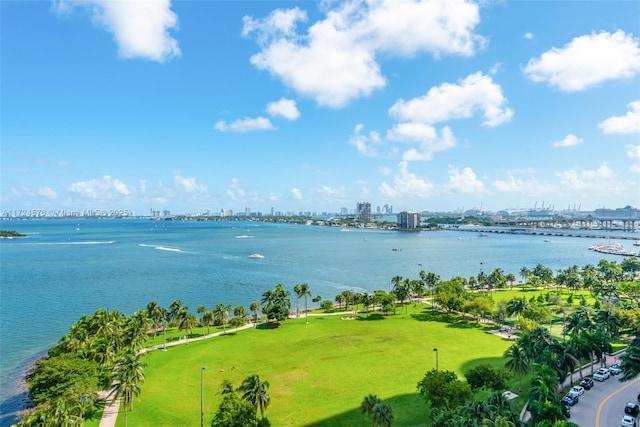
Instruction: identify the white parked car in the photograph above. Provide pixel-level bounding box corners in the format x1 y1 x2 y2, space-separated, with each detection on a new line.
570 385 585 396
609 363 622 375
621 415 637 427
593 368 610 381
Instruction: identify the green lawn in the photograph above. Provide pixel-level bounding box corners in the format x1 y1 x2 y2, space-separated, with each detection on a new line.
116 304 515 427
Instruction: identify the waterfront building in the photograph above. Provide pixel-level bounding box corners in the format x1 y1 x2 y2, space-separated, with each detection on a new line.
397 211 420 230
356 202 371 222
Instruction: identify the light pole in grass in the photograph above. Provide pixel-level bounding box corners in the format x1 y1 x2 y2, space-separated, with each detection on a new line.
200 366 206 427
433 348 438 371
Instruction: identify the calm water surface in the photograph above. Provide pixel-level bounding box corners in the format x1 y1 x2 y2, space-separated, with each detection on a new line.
0 218 636 423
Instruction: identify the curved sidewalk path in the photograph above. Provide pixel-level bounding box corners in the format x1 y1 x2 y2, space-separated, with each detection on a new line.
97 304 440 427
98 322 259 427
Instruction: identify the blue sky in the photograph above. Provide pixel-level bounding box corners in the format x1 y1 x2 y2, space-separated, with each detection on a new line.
2 0 639 215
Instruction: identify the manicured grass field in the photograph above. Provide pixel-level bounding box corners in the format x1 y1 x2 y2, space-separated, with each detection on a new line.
117 304 514 427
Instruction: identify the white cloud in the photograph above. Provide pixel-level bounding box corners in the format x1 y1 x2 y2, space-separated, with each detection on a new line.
379 166 392 176
38 186 58 199
53 0 180 62
445 166 486 193
598 101 640 135
524 30 640 92
349 124 383 157
378 161 435 198
552 134 583 148
226 178 246 201
523 32 534 40
68 175 133 199
291 188 303 200
628 145 640 173
386 124 456 161
174 173 206 193
215 117 275 132
243 0 485 108
555 162 614 190
267 98 301 120
388 72 513 127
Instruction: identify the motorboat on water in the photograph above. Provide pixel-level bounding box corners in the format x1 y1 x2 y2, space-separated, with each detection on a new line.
249 253 264 259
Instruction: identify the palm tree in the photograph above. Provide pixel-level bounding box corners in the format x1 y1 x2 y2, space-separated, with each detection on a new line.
596 309 621 339
552 341 581 386
504 343 529 392
505 297 527 318
409 279 425 303
506 273 517 290
519 266 531 284
249 301 260 327
293 283 304 318
111 350 145 427
123 310 150 351
238 374 270 419
341 290 354 312
298 283 311 323
167 299 185 325
197 305 207 325
390 275 403 294
393 279 410 313
177 312 197 342
213 303 230 334
201 310 214 335
360 394 381 427
262 284 292 325
620 335 640 381
146 301 165 339
421 271 440 311
372 402 395 427
488 268 506 291
233 305 247 321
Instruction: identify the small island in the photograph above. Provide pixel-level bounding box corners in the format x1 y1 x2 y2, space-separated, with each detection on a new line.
0 230 26 238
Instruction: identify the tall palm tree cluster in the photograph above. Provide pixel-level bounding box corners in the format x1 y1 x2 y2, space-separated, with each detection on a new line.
18 308 149 426
503 325 615 426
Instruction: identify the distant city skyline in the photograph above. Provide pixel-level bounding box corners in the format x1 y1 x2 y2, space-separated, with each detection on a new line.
2 201 637 219
2 1 639 214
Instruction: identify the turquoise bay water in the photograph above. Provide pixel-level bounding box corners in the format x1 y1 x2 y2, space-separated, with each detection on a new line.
0 218 636 423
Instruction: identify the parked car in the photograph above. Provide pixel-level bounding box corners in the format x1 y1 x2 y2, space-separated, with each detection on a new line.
580 377 594 390
626 402 640 416
610 363 622 375
621 415 637 427
562 392 579 406
570 385 585 396
594 368 610 381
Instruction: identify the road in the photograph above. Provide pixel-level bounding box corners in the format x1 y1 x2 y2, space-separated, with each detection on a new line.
569 374 640 427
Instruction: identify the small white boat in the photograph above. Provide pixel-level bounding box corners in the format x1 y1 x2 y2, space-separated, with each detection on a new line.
248 253 264 259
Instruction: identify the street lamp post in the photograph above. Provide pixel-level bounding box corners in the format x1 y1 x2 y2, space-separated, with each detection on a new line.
201 366 206 427
433 348 438 371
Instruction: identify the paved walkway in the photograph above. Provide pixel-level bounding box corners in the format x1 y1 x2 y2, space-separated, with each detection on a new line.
97 322 259 427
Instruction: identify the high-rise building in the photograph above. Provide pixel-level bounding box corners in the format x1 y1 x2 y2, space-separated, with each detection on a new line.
397 211 420 230
356 202 371 222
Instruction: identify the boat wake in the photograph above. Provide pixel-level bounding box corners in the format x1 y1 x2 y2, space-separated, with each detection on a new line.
138 243 185 253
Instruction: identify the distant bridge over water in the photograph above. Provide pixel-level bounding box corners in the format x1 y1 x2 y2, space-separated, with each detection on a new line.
492 206 640 232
